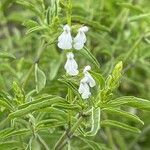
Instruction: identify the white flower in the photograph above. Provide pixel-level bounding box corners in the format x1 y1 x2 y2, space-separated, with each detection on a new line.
64 52 79 76
83 65 96 87
73 26 89 50
78 77 91 99
58 25 72 50
78 65 96 99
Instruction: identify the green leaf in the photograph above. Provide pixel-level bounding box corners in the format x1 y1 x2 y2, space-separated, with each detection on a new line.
26 26 48 34
13 81 25 104
20 94 54 109
0 99 12 110
85 107 101 136
46 7 50 25
9 96 67 118
1 0 16 11
0 92 13 110
78 136 108 150
0 128 30 139
16 0 42 17
37 107 68 121
103 108 144 125
128 13 150 22
36 119 66 129
59 77 83 101
71 16 110 32
101 120 141 133
0 141 23 150
23 20 39 28
35 63 46 93
90 71 105 89
49 57 62 80
116 2 143 13
0 52 16 59
82 47 100 69
52 103 81 110
108 96 150 111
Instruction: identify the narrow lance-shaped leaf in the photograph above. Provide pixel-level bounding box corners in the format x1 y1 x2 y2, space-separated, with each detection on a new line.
35 63 46 93
0 141 23 150
103 108 144 125
116 2 143 13
23 20 39 28
0 52 16 59
0 128 30 140
101 120 141 133
20 94 55 109
0 100 12 110
78 136 105 150
58 76 83 101
128 13 150 22
82 46 100 69
90 70 105 89
1 0 16 11
71 16 110 32
85 107 101 136
9 96 68 118
49 57 62 80
16 0 42 17
108 96 150 111
26 26 48 34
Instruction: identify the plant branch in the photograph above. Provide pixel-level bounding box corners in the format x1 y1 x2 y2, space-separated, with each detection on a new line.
54 114 85 150
22 40 55 89
37 133 50 150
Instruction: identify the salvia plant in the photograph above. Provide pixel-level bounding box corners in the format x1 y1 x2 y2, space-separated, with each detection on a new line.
0 0 150 150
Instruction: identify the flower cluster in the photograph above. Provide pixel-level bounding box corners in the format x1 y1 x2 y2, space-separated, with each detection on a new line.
58 25 88 50
57 24 96 99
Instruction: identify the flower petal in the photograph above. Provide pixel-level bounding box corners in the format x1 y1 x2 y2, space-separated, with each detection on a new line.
83 65 96 87
86 73 96 87
78 77 91 99
64 52 79 76
57 25 72 50
73 28 87 50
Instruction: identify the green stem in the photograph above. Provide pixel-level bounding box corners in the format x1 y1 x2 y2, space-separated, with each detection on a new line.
66 0 72 25
123 33 144 63
105 127 116 150
54 115 84 150
128 125 150 149
68 88 73 129
103 113 116 150
22 41 55 89
22 64 35 89
37 134 50 150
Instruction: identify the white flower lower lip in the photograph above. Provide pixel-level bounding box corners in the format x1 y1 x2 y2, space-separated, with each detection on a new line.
64 52 79 76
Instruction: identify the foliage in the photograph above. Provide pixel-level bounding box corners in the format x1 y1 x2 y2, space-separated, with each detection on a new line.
0 0 150 149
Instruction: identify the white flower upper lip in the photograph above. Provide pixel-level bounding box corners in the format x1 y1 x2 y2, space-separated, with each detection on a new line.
83 65 96 87
83 65 91 73
64 52 79 76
